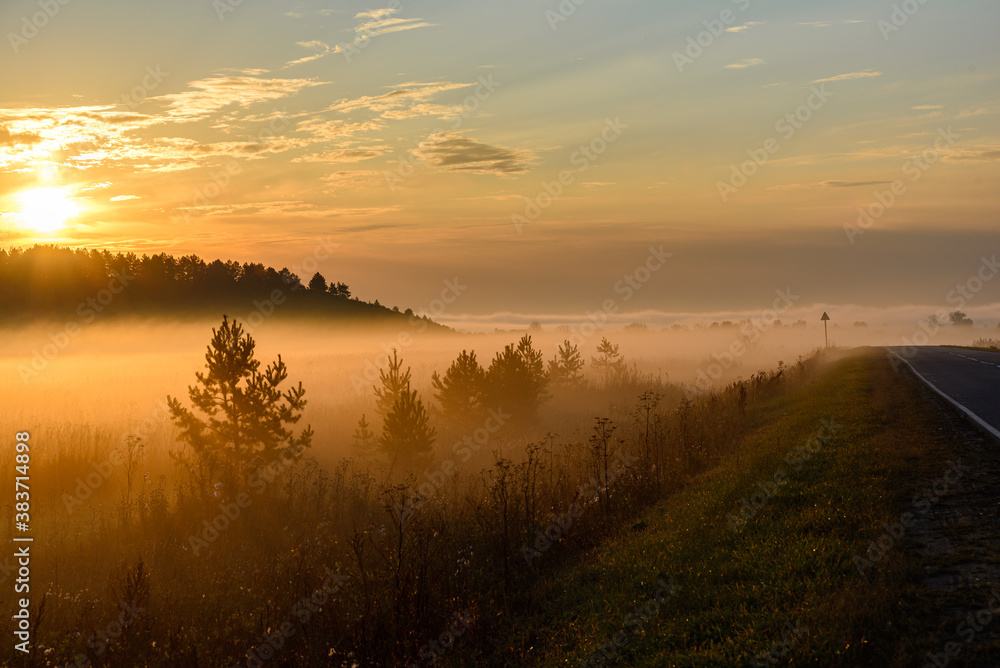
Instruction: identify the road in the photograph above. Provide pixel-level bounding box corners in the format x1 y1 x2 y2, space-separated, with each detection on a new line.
887 346 1000 440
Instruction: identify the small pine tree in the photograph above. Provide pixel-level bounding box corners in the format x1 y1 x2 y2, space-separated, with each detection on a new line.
591 337 625 388
374 349 412 418
167 316 312 479
379 389 436 468
352 414 378 461
547 340 584 387
432 350 487 425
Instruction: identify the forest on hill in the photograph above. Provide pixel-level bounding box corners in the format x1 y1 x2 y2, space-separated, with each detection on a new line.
0 245 439 327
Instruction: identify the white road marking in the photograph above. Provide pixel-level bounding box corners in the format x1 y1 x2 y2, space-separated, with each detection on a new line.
889 350 1000 442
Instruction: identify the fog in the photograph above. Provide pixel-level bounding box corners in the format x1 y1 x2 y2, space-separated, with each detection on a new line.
1 315 991 474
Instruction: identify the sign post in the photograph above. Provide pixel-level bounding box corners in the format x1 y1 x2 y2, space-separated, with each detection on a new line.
821 312 830 348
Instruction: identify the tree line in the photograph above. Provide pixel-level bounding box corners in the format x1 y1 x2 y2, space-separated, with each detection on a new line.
0 245 425 323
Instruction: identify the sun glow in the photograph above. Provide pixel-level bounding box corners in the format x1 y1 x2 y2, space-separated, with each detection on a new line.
16 187 81 234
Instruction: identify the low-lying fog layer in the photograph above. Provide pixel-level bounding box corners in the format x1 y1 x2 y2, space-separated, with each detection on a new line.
0 316 992 471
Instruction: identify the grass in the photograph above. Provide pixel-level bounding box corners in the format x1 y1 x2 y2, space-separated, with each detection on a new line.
506 348 944 667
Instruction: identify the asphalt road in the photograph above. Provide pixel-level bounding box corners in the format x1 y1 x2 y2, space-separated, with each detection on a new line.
887 346 1000 440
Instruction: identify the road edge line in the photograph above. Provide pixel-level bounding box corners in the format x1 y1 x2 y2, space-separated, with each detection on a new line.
887 349 1000 442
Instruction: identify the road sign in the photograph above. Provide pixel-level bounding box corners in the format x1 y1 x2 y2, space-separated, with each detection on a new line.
821 312 830 347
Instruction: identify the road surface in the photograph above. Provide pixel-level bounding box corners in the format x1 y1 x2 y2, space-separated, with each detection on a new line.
887 346 1000 441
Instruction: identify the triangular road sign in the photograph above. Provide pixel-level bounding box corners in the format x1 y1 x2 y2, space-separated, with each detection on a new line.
820 312 830 321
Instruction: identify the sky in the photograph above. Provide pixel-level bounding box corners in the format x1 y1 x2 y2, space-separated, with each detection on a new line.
0 0 998 329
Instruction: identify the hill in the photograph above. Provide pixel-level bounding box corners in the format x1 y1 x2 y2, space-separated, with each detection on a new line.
0 245 447 329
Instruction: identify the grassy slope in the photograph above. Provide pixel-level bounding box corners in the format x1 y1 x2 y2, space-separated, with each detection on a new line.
510 348 945 667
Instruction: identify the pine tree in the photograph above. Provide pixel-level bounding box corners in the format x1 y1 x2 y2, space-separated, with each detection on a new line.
591 337 625 388
352 414 378 461
374 349 412 417
167 316 312 478
432 350 486 425
308 272 328 292
379 389 436 468
484 335 548 425
547 340 584 387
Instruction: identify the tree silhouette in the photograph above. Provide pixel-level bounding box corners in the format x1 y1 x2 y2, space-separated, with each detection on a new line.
547 340 584 388
949 311 974 327
167 316 313 480
591 337 625 388
352 414 378 461
432 350 487 425
374 349 412 417
379 389 436 468
308 272 328 292
484 335 548 425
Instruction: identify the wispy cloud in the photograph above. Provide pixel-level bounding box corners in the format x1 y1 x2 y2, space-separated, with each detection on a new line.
725 58 766 70
328 81 474 118
725 21 762 33
799 19 865 28
152 75 327 123
285 6 435 68
912 105 943 110
810 70 882 84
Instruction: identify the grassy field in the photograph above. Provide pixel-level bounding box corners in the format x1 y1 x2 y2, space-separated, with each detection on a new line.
501 347 973 667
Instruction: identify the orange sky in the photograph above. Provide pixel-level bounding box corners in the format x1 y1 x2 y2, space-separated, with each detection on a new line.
1 0 998 326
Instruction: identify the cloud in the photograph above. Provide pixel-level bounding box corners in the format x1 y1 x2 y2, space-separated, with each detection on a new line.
810 70 882 84
294 147 389 163
725 58 765 70
328 82 473 118
725 21 762 33
800 20 865 28
321 170 386 190
946 148 1000 162
152 75 327 123
285 6 435 68
912 105 943 110
0 124 41 146
417 132 535 174
822 180 894 188
768 179 894 191
110 195 141 201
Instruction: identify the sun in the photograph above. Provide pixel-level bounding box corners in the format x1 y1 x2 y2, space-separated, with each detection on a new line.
16 187 81 234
